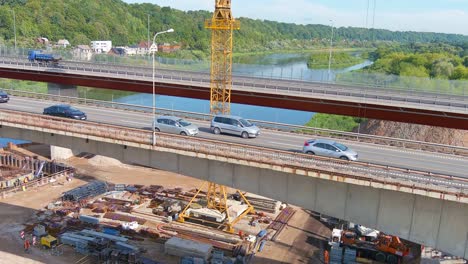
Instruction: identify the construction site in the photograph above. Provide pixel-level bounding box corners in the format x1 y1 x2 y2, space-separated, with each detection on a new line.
1 140 466 264
0 143 333 264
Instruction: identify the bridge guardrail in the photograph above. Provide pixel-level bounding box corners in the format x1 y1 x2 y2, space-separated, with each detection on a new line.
0 109 467 196
4 89 468 158
1 57 467 114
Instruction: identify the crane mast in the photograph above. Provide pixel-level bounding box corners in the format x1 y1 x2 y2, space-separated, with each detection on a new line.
178 1 253 234
205 0 240 115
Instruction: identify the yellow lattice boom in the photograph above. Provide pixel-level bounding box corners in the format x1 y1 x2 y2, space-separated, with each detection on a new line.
178 2 253 233
205 0 240 115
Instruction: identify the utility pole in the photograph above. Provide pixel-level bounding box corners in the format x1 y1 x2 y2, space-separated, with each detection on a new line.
12 9 17 52
327 20 334 82
147 14 150 51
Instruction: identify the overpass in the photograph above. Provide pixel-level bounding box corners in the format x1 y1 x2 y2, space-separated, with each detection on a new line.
0 109 467 258
0 57 468 129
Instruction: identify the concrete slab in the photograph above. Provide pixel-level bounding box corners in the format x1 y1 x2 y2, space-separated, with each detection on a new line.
232 165 261 194
207 160 234 186
286 174 316 210
259 170 288 202
436 201 468 258
123 146 151 166
409 196 443 246
97 141 124 161
149 151 178 172
315 179 347 219
178 155 209 181
56 134 74 149
50 146 75 160
344 185 380 228
376 190 414 238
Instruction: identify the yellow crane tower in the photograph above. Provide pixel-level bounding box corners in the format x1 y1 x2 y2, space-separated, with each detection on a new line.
178 0 254 233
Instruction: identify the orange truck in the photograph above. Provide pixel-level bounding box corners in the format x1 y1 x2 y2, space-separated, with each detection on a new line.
339 229 409 264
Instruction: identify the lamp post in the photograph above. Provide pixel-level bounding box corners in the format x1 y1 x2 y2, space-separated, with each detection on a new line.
151 28 174 145
327 20 334 82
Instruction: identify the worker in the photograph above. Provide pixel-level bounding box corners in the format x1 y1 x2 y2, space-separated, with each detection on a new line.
323 249 330 264
24 239 30 252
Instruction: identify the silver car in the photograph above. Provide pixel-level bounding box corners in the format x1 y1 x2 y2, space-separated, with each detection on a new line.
154 116 199 136
210 115 260 138
303 139 358 161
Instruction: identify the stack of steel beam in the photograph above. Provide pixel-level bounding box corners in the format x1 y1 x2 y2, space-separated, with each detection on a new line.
62 181 107 201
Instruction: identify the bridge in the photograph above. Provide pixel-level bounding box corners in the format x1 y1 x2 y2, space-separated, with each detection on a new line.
0 109 467 258
0 57 468 129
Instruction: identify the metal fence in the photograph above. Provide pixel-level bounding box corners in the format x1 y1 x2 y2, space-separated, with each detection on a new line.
0 109 467 196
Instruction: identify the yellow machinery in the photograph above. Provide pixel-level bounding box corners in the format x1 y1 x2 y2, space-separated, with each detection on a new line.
178 1 253 233
40 234 58 249
205 0 240 115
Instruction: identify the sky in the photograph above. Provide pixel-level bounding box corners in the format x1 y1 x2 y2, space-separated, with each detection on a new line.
123 0 468 35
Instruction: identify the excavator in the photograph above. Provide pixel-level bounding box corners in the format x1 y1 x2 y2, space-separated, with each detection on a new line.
339 229 410 264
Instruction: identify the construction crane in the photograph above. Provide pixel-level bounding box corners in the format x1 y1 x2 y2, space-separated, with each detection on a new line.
178 0 253 233
205 0 240 115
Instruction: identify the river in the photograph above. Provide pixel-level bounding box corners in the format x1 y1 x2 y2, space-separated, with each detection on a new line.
116 53 372 125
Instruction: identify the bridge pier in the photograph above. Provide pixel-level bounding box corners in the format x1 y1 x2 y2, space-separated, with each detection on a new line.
47 83 78 97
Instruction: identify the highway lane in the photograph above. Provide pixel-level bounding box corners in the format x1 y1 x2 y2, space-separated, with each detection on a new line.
0 96 467 178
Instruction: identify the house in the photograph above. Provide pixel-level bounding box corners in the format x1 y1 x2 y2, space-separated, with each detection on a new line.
91 40 112 53
108 47 126 56
157 43 181 53
57 39 70 48
35 37 49 44
137 41 151 55
73 45 93 61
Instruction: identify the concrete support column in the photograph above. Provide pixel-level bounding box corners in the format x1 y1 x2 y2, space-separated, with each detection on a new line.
50 145 75 160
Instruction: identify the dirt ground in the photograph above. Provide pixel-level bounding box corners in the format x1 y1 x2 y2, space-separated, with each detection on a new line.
0 144 331 264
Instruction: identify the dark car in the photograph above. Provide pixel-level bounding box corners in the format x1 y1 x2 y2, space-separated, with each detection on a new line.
43 104 87 120
0 91 9 103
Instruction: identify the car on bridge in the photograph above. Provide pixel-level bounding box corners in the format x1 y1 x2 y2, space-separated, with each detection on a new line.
210 115 260 139
0 90 9 103
154 116 199 136
303 139 358 161
43 104 87 120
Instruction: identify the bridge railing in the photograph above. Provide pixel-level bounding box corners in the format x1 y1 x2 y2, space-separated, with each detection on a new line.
4 89 468 157
0 109 467 196
1 56 468 104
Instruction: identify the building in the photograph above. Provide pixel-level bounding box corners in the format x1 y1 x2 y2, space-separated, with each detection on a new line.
157 43 181 53
90 41 112 53
35 37 49 45
73 45 93 61
108 47 126 56
137 41 151 55
57 39 70 48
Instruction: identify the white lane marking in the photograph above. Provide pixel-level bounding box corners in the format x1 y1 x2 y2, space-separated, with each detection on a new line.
269 141 301 148
120 120 147 125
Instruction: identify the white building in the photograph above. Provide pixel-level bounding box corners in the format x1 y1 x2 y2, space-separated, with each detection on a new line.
57 39 70 48
90 40 112 53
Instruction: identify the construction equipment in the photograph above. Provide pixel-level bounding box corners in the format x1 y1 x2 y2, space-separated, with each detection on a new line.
40 234 58 249
179 1 253 234
339 229 410 264
205 0 240 115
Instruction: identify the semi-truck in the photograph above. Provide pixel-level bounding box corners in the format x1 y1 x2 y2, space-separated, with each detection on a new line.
28 50 61 65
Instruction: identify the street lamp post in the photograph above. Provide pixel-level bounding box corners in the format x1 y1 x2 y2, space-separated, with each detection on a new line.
327 20 334 82
151 28 174 145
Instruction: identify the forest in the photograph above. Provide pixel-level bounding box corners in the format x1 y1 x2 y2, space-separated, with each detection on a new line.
0 0 467 56
366 42 468 80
